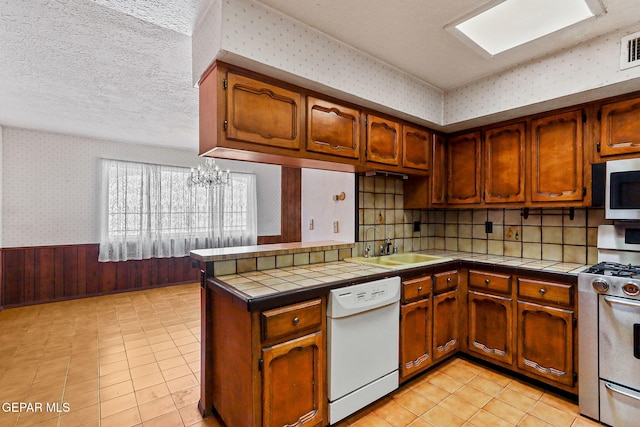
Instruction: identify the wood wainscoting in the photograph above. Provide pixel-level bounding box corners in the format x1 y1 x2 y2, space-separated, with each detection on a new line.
0 244 199 308
0 166 304 309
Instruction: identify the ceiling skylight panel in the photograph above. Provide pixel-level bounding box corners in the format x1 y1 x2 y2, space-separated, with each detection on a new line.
448 0 605 56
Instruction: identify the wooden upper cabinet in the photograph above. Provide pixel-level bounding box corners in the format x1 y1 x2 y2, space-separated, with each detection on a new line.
306 97 360 159
366 114 401 166
531 110 584 203
600 96 640 157
447 131 482 205
226 71 301 150
431 134 447 205
484 122 526 203
403 126 431 171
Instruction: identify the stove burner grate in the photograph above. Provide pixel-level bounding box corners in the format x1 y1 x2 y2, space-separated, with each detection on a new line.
584 261 640 278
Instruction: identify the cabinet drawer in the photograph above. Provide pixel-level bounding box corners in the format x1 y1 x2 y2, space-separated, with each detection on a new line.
469 270 512 295
518 279 573 307
434 270 458 293
403 276 432 302
261 299 323 342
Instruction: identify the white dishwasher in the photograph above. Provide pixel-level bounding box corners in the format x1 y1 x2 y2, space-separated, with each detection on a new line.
327 276 400 424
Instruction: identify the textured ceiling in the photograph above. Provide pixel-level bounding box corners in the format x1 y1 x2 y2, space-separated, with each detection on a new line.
87 0 207 35
0 0 203 150
0 0 638 150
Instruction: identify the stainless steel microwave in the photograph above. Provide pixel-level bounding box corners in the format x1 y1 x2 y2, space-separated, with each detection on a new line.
606 158 640 220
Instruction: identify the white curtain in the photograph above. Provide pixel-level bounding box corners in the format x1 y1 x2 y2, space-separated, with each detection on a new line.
98 159 257 262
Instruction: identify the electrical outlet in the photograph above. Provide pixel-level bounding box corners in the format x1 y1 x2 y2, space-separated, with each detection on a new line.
333 221 339 233
309 219 314 230
485 221 493 234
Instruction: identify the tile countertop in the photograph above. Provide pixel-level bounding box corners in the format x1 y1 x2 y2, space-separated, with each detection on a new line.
211 248 590 302
190 240 354 262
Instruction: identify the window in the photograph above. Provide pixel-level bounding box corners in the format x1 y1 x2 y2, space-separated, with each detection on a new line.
99 159 257 262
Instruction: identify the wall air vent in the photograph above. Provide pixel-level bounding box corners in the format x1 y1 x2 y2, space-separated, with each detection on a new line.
620 32 640 70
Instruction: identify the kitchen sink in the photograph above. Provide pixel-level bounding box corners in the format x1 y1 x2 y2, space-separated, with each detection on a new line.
344 253 452 269
385 253 446 264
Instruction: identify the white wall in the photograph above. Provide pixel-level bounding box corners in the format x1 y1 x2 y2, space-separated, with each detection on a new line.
192 0 640 130
1 127 281 247
0 125 3 248
301 169 355 243
192 0 444 127
444 23 640 129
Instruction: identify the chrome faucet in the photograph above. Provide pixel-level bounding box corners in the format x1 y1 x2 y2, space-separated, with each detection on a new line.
383 238 393 255
364 226 379 257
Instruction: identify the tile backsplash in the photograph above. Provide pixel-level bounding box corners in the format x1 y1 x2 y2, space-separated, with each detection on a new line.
358 175 609 264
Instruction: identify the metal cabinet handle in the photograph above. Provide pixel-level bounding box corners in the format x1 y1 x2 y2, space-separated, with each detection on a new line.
447 277 452 283
485 279 490 284
418 286 423 292
292 317 300 325
539 288 546 295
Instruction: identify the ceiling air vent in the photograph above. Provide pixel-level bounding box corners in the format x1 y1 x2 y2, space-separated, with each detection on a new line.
620 32 640 70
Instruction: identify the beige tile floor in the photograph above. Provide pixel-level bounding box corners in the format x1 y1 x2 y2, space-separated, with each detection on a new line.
0 283 601 427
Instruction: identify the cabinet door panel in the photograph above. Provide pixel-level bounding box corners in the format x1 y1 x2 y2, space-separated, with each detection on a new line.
367 114 401 165
468 291 513 365
227 72 301 149
403 125 430 170
531 111 584 202
262 332 325 427
307 97 360 159
433 289 459 361
484 123 525 203
400 298 432 381
431 134 447 205
517 302 574 386
600 97 640 157
448 132 482 204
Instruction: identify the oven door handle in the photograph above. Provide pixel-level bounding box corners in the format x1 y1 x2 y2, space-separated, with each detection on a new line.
604 382 640 401
604 296 640 308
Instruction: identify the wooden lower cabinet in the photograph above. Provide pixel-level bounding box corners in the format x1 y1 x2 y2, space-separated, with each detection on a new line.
433 289 459 361
400 298 432 381
262 332 325 427
468 291 513 365
205 289 327 427
517 301 575 387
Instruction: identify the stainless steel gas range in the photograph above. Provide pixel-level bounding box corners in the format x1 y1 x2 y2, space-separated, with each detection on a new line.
578 224 640 427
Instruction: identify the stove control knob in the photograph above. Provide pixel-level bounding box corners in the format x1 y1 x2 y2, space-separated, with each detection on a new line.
622 282 639 296
592 278 610 294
